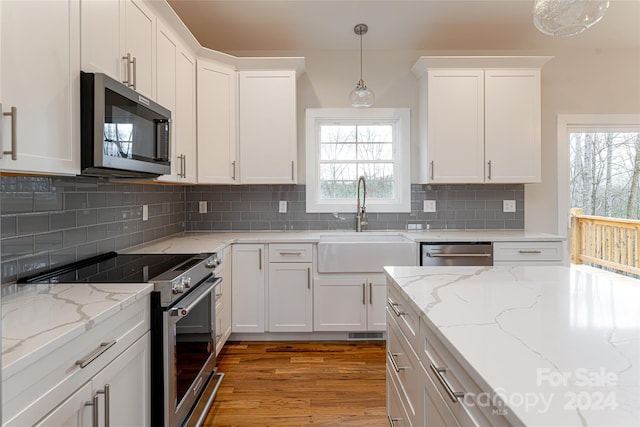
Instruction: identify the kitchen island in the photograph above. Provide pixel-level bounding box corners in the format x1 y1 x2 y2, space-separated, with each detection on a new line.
384 265 639 426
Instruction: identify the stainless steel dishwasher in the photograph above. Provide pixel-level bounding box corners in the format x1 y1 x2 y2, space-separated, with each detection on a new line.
420 242 493 266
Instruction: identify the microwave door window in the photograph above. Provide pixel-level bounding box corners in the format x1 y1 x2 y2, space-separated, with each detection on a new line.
104 121 133 159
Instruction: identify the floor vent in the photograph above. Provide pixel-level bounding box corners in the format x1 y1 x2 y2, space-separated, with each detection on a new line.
347 331 385 341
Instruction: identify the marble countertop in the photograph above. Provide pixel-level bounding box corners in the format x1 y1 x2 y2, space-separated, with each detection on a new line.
122 230 564 254
384 265 640 426
1 282 153 378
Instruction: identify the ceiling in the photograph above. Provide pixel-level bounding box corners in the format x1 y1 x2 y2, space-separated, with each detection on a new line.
167 0 640 53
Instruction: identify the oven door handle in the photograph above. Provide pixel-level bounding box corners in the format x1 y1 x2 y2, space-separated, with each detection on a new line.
170 277 222 317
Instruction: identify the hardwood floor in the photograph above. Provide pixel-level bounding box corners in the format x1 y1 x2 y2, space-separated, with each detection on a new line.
203 341 388 426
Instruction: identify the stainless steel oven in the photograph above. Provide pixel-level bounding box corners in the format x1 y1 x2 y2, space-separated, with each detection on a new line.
160 273 223 427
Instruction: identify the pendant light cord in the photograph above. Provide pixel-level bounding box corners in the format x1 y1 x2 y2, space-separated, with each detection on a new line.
359 31 363 82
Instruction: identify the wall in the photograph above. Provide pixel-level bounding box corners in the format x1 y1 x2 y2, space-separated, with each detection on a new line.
185 184 523 232
0 176 185 283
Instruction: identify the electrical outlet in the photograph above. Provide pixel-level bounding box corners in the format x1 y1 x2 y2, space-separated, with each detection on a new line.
199 201 207 214
503 200 516 213
142 205 148 221
423 200 436 212
279 201 287 213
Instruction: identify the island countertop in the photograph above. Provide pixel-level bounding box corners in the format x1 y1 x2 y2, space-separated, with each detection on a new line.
384 265 640 426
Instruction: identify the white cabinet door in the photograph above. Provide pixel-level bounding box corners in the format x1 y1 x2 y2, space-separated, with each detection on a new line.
80 0 155 99
91 332 151 427
216 245 232 354
425 70 485 184
33 383 92 427
0 0 80 175
155 22 178 181
314 277 367 332
238 70 297 184
175 48 197 182
197 60 237 184
367 276 387 331
80 0 122 79
422 365 461 427
231 244 265 333
268 263 312 332
122 0 155 99
485 69 541 183
156 23 197 183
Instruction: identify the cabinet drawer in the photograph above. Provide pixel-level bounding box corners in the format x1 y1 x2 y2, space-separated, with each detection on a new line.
493 241 563 262
419 318 512 427
387 314 421 425
387 362 414 427
269 243 313 262
387 281 420 350
4 297 150 426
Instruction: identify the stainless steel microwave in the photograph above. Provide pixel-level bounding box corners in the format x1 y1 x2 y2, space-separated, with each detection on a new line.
80 72 171 178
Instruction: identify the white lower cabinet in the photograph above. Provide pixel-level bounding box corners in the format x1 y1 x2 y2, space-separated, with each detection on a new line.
314 274 385 332
231 244 266 333
387 278 513 427
493 240 564 266
268 262 312 332
216 245 232 354
4 297 150 427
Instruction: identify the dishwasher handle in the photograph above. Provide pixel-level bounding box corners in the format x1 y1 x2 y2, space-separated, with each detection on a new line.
426 253 491 258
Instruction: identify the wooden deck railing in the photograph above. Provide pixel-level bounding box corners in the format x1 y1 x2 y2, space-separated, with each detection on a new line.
570 208 640 276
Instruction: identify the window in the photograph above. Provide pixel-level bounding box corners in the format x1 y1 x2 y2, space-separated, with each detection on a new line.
305 108 410 213
557 114 640 234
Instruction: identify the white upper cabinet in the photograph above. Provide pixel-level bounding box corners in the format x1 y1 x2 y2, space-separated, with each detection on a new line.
238 70 297 184
412 56 552 184
197 59 238 184
424 69 485 183
0 0 80 175
81 0 155 99
484 69 541 183
156 21 196 183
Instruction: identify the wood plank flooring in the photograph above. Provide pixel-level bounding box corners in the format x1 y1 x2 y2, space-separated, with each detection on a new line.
203 341 388 426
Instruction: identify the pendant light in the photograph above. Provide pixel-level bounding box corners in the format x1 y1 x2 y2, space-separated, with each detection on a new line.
533 0 610 37
349 23 374 108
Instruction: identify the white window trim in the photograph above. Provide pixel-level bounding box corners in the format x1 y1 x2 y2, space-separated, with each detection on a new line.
557 114 640 239
305 108 411 213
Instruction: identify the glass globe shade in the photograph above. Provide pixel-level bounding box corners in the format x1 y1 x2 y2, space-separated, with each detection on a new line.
350 82 375 108
533 0 610 36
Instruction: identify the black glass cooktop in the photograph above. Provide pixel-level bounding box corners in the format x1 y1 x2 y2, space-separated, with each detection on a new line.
18 252 196 284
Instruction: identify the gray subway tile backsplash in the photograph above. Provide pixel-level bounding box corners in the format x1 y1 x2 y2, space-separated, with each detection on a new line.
2 176 524 284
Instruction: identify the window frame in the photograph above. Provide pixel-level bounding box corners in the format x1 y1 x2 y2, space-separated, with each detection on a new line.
305 108 411 213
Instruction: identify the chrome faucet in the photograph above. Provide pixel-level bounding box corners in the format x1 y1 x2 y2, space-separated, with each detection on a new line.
356 176 368 232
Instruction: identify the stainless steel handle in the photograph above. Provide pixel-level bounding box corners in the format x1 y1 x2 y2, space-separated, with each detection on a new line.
259 248 262 270
307 267 311 290
291 161 294 181
85 394 99 427
76 341 116 368
430 160 434 180
430 364 465 403
389 301 405 316
181 154 187 178
132 56 137 90
171 277 222 317
487 160 492 180
369 282 372 305
387 415 403 426
518 250 542 254
231 160 236 180
122 53 131 85
278 251 302 256
1 105 17 160
388 351 407 372
362 283 366 305
427 253 492 258
96 384 110 427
